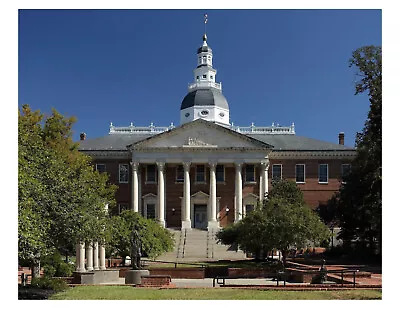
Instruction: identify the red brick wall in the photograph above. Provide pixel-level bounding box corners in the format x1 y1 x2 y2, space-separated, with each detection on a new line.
92 158 352 224
149 267 205 279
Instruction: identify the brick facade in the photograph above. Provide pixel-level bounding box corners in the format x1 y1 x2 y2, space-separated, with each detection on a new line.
93 157 352 226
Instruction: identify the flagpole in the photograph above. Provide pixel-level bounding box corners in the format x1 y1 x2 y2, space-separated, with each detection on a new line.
204 13 208 35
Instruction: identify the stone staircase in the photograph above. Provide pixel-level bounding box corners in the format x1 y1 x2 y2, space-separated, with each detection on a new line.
156 228 246 262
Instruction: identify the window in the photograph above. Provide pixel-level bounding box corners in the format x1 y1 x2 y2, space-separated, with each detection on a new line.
202 74 207 78
146 204 156 219
216 165 224 182
176 165 184 183
245 204 254 215
196 76 199 80
146 164 157 183
272 164 282 180
119 164 129 183
341 164 351 179
245 164 255 182
318 164 328 183
96 164 106 173
210 75 213 79
118 203 129 214
196 165 206 183
200 110 209 116
295 164 305 183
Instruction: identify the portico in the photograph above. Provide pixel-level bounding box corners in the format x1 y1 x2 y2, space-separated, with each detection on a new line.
128 119 272 230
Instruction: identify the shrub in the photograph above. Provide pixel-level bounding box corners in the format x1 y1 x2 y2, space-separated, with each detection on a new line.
31 277 69 292
42 251 75 277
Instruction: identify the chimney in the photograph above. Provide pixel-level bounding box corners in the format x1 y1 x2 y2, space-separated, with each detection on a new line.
80 132 86 141
338 132 344 145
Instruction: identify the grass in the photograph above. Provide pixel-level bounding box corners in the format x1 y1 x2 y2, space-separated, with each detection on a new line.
50 286 382 300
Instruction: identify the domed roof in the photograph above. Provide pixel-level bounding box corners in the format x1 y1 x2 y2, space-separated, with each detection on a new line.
197 45 212 54
180 88 229 110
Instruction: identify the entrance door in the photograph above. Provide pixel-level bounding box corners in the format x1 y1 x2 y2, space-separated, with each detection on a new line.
194 204 207 229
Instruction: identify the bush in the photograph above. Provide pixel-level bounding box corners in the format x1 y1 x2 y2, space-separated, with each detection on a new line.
31 277 69 292
42 251 75 277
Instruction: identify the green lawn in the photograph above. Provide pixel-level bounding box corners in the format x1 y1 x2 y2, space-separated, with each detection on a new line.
50 286 382 300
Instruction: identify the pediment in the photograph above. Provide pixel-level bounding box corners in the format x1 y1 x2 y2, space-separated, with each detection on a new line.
243 193 259 200
131 119 273 150
191 191 209 198
142 193 157 199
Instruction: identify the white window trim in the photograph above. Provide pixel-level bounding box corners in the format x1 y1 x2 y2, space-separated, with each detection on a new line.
195 164 206 184
145 164 157 184
118 163 129 184
243 193 258 217
245 164 256 184
142 193 158 219
272 164 282 180
216 164 225 183
295 164 306 183
318 164 329 184
95 163 106 173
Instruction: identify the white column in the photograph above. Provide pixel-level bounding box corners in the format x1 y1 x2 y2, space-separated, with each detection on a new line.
93 241 99 271
99 244 106 270
261 160 270 201
157 162 166 227
78 241 86 272
86 243 93 271
75 243 81 272
235 162 243 222
131 162 139 212
259 171 263 202
182 162 192 230
99 203 108 271
208 162 219 230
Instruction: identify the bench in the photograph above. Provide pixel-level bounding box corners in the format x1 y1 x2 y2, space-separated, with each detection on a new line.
213 271 287 287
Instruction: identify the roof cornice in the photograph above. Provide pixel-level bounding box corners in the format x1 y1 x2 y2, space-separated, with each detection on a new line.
270 150 356 159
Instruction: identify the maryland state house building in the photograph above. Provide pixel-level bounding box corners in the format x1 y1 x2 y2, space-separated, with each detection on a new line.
79 32 355 231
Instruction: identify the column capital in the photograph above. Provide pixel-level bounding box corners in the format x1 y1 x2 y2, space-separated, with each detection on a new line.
260 159 270 170
235 161 244 170
209 161 217 170
130 161 139 171
156 161 165 171
183 161 191 172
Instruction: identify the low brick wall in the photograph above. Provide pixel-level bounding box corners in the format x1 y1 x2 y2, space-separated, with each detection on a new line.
138 275 172 287
149 267 205 279
286 269 315 283
227 268 276 278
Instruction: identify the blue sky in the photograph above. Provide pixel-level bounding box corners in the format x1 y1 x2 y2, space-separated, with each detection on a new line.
18 9 381 146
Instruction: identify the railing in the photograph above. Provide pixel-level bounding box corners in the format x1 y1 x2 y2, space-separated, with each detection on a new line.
109 122 296 135
212 269 360 288
188 81 222 91
231 123 295 135
109 123 175 134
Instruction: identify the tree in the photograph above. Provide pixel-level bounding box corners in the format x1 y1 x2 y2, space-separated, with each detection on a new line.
336 46 382 256
106 210 174 265
217 179 330 266
18 105 117 277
